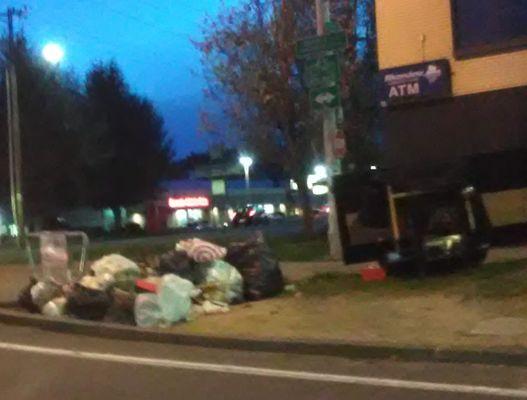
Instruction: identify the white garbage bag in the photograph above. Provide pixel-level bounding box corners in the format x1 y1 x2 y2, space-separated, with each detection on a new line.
30 281 63 310
192 300 230 316
42 297 67 317
79 274 115 291
134 293 162 328
157 274 195 323
201 260 243 304
90 254 140 291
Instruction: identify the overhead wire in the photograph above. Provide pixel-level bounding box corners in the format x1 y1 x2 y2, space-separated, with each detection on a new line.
26 0 199 72
76 0 198 39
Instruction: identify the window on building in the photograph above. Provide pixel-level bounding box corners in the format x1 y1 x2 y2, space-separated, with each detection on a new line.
451 0 527 58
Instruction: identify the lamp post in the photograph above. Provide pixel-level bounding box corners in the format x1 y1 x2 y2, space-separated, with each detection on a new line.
239 155 253 190
2 7 26 246
42 42 65 66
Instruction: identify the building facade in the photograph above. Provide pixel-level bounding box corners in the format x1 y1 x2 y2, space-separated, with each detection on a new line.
376 0 527 227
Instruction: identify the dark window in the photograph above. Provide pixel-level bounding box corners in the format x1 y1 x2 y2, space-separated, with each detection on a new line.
452 0 527 58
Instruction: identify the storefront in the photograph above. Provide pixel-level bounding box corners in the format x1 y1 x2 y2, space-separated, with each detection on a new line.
375 0 527 226
145 177 329 233
146 195 211 233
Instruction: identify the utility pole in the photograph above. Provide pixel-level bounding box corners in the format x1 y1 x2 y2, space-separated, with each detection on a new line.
2 7 26 246
315 0 343 261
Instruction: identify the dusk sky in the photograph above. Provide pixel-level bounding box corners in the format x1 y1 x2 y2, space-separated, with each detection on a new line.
5 0 239 158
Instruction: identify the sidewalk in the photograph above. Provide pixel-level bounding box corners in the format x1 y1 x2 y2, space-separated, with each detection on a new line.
486 246 527 263
0 246 526 360
0 265 30 304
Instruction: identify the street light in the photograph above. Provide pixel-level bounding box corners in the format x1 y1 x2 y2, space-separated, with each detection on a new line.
42 42 65 65
239 155 253 190
314 164 328 179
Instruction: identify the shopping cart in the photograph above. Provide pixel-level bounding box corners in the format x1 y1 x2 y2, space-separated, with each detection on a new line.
26 231 89 285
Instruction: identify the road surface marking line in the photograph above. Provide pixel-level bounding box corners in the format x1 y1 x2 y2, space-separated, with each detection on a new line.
0 341 526 398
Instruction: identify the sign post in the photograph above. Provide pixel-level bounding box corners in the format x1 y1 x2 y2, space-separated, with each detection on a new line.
310 85 340 109
296 0 346 261
296 31 347 59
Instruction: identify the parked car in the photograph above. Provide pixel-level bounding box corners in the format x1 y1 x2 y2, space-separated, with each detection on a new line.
268 211 286 221
231 207 269 227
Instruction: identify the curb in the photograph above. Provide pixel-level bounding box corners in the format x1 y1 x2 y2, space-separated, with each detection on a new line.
0 307 526 367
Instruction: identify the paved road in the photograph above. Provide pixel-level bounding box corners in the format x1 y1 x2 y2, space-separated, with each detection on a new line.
0 324 527 399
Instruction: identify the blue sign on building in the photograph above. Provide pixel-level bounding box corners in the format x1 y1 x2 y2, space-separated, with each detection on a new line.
378 59 452 107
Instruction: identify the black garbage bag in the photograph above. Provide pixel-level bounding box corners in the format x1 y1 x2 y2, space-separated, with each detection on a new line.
104 288 136 325
157 250 205 284
18 277 40 313
66 284 113 321
225 235 284 301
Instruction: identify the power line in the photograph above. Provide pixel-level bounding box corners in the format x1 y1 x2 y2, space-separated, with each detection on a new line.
134 0 214 18
29 10 191 72
75 0 194 39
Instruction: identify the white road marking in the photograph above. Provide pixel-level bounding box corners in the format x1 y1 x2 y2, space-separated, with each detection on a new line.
0 341 526 398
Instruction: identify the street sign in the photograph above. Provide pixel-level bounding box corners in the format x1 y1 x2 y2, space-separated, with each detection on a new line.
304 54 339 89
296 31 347 59
378 59 452 107
310 86 340 110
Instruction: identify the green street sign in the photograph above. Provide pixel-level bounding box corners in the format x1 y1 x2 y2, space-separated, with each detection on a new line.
296 32 347 59
304 54 339 89
310 86 340 110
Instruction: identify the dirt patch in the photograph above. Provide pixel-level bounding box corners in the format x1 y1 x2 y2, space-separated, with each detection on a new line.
173 262 527 350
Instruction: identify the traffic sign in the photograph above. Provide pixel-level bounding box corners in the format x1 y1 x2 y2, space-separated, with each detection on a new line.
304 54 339 89
310 86 340 110
296 32 347 59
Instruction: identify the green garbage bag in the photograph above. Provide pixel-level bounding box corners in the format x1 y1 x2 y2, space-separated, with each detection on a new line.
200 260 243 304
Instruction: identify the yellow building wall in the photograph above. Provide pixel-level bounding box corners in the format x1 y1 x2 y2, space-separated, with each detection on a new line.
483 189 527 227
375 0 527 97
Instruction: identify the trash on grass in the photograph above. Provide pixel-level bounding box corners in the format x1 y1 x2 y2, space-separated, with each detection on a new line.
136 277 161 293
18 277 40 313
66 284 112 321
360 263 386 282
157 274 195 323
91 254 141 291
42 297 67 317
17 234 286 328
157 250 202 283
176 238 227 263
192 300 230 316
134 293 162 328
30 281 63 310
200 260 243 304
79 274 115 291
105 288 136 325
226 234 284 301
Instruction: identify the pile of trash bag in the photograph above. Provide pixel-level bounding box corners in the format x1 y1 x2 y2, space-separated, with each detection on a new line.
17 234 284 328
226 233 284 301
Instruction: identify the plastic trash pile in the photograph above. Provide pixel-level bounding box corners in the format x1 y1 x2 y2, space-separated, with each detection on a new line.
17 234 284 328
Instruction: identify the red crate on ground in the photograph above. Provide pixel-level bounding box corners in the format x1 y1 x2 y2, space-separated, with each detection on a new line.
360 263 387 282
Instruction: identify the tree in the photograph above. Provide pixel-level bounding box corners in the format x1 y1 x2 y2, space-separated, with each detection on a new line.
0 36 87 226
84 62 173 229
197 1 379 233
196 0 318 233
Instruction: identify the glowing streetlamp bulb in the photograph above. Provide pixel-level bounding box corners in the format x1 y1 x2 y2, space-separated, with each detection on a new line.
239 155 253 191
314 164 328 178
239 156 253 169
42 42 65 65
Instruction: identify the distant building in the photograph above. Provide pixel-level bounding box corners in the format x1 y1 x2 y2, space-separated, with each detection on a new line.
146 176 327 233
